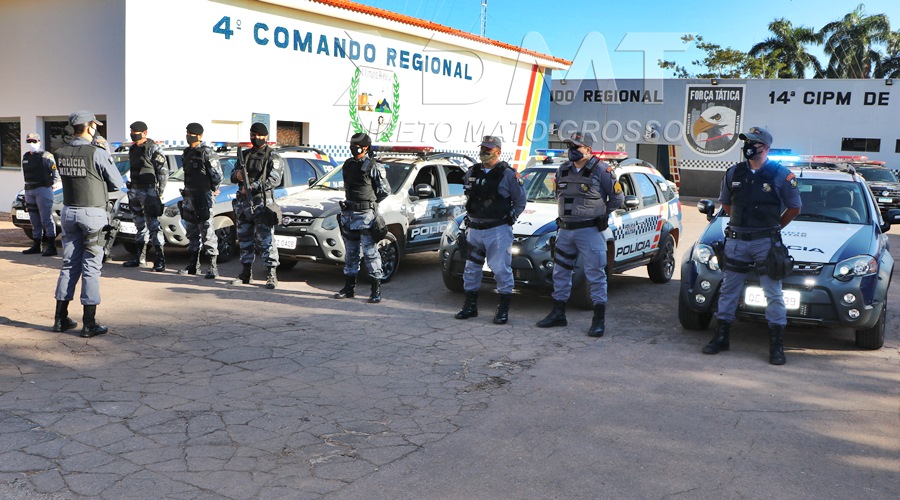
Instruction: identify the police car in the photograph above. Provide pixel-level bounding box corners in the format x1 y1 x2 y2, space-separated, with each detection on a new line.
678 161 900 349
853 161 900 216
273 146 474 281
439 154 682 309
113 145 335 261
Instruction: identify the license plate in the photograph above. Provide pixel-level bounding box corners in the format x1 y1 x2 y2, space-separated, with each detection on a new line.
274 235 297 249
15 209 29 220
878 197 892 203
744 286 800 310
119 221 137 234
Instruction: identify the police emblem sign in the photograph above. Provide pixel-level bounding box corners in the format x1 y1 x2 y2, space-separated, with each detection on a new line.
684 84 745 156
349 66 400 142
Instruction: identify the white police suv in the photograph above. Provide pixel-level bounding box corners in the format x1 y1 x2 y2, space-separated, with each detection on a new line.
679 162 900 349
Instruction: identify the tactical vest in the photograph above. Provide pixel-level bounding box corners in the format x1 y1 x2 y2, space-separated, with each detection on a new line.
557 158 606 220
343 158 376 203
465 163 511 220
728 161 782 228
56 144 107 207
182 145 213 191
129 141 158 186
22 151 53 187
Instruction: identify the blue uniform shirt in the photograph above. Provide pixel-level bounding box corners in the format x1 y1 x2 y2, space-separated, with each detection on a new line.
68 137 126 193
465 161 527 221
718 159 801 229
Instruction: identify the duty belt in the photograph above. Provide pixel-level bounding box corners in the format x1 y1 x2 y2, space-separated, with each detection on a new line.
24 181 52 189
129 183 155 189
468 219 506 230
340 200 376 211
725 227 779 241
557 218 598 230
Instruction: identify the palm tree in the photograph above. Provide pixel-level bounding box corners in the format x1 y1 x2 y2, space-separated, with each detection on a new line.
873 30 900 78
820 4 892 78
749 18 823 78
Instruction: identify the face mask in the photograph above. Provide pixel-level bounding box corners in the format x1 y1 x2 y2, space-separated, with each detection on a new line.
567 148 584 162
350 145 365 157
251 137 266 148
186 134 199 145
28 142 41 152
130 133 143 142
88 126 97 139
743 142 761 160
479 152 497 163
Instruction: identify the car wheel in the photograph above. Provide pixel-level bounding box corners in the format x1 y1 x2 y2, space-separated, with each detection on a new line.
21 228 33 239
678 290 712 330
855 301 886 350
122 241 137 254
277 260 298 271
441 266 464 292
214 221 236 263
648 232 676 283
377 232 400 283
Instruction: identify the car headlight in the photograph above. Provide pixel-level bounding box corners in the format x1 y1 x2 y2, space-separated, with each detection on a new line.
534 231 557 252
443 218 460 244
833 255 878 281
692 243 720 271
321 215 338 230
164 205 180 218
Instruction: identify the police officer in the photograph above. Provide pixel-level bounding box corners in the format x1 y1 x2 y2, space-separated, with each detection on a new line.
179 123 223 278
20 132 59 256
454 136 526 324
536 132 624 336
123 121 168 271
52 111 125 338
703 127 801 365
232 122 284 289
333 133 390 303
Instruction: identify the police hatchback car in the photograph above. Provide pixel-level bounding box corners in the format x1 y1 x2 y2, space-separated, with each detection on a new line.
679 163 900 349
439 156 682 309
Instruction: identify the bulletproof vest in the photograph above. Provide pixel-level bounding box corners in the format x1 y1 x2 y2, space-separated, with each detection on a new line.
728 161 782 228
343 157 376 203
128 141 158 185
22 151 53 187
182 145 213 191
243 147 270 184
465 163 511 220
56 144 107 207
557 158 607 220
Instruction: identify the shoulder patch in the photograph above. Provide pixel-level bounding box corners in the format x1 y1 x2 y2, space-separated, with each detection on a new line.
613 181 623 194
606 166 614 174
786 172 798 188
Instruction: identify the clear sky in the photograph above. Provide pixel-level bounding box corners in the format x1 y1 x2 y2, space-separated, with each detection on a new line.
357 0 900 78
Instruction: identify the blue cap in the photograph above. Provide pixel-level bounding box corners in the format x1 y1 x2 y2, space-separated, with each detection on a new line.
480 135 502 150
68 110 101 127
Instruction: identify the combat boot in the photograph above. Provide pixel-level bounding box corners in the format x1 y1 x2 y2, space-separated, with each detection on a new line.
494 294 511 324
769 324 786 365
368 279 382 303
204 258 218 279
151 245 166 272
333 275 357 298
455 291 478 319
536 300 567 328
237 263 253 284
702 320 731 354
123 244 147 268
41 236 57 256
588 303 606 337
265 267 278 289
51 300 77 332
22 238 42 254
80 305 108 338
178 250 200 275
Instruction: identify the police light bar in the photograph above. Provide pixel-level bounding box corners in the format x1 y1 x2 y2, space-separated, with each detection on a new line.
593 151 628 160
372 145 435 153
801 155 869 162
769 154 802 163
535 148 566 157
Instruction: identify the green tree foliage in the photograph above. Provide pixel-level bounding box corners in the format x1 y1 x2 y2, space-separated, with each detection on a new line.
820 4 892 78
749 18 823 78
659 35 783 79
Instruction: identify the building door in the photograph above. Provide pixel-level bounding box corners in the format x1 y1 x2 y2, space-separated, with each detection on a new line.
637 143 671 180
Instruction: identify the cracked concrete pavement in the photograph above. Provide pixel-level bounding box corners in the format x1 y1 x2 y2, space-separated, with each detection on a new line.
0 207 898 499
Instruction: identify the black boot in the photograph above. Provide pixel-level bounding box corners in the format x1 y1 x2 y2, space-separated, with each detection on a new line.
702 320 731 354
769 324 786 365
455 291 479 319
151 245 166 272
334 275 357 298
51 300 77 332
41 236 58 256
265 267 278 289
536 300 567 328
204 258 218 279
588 303 606 337
368 279 382 303
22 238 42 254
123 244 147 268
237 263 253 284
80 305 108 338
494 294 511 324
178 250 200 275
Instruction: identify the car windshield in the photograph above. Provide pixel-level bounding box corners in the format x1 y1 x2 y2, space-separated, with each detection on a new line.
520 167 557 203
793 178 868 224
112 155 131 177
310 161 412 194
856 167 898 183
168 156 237 184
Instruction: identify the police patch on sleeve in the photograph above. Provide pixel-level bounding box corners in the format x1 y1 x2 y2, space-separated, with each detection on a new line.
613 181 623 194
786 173 798 189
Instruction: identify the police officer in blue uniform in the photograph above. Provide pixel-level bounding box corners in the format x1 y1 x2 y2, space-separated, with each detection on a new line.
232 122 285 289
536 132 624 336
702 127 801 365
179 123 223 278
123 121 168 271
21 132 59 256
454 136 526 324
52 111 125 338
334 133 390 303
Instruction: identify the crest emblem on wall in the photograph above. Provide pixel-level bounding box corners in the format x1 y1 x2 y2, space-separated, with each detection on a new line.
349 67 400 142
684 85 745 156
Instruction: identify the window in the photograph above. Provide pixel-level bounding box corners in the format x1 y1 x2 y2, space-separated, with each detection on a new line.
442 165 466 197
634 173 661 207
285 158 317 187
841 137 881 153
0 120 21 167
895 139 900 154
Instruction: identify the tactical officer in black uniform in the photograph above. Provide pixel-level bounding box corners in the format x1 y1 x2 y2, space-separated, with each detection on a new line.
232 122 285 289
21 132 59 256
179 123 223 278
124 121 168 271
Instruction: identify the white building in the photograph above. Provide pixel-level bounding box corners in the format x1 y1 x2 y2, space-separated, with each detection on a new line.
0 0 568 205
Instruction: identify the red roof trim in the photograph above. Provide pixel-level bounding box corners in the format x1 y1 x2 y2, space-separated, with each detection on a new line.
309 0 571 66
